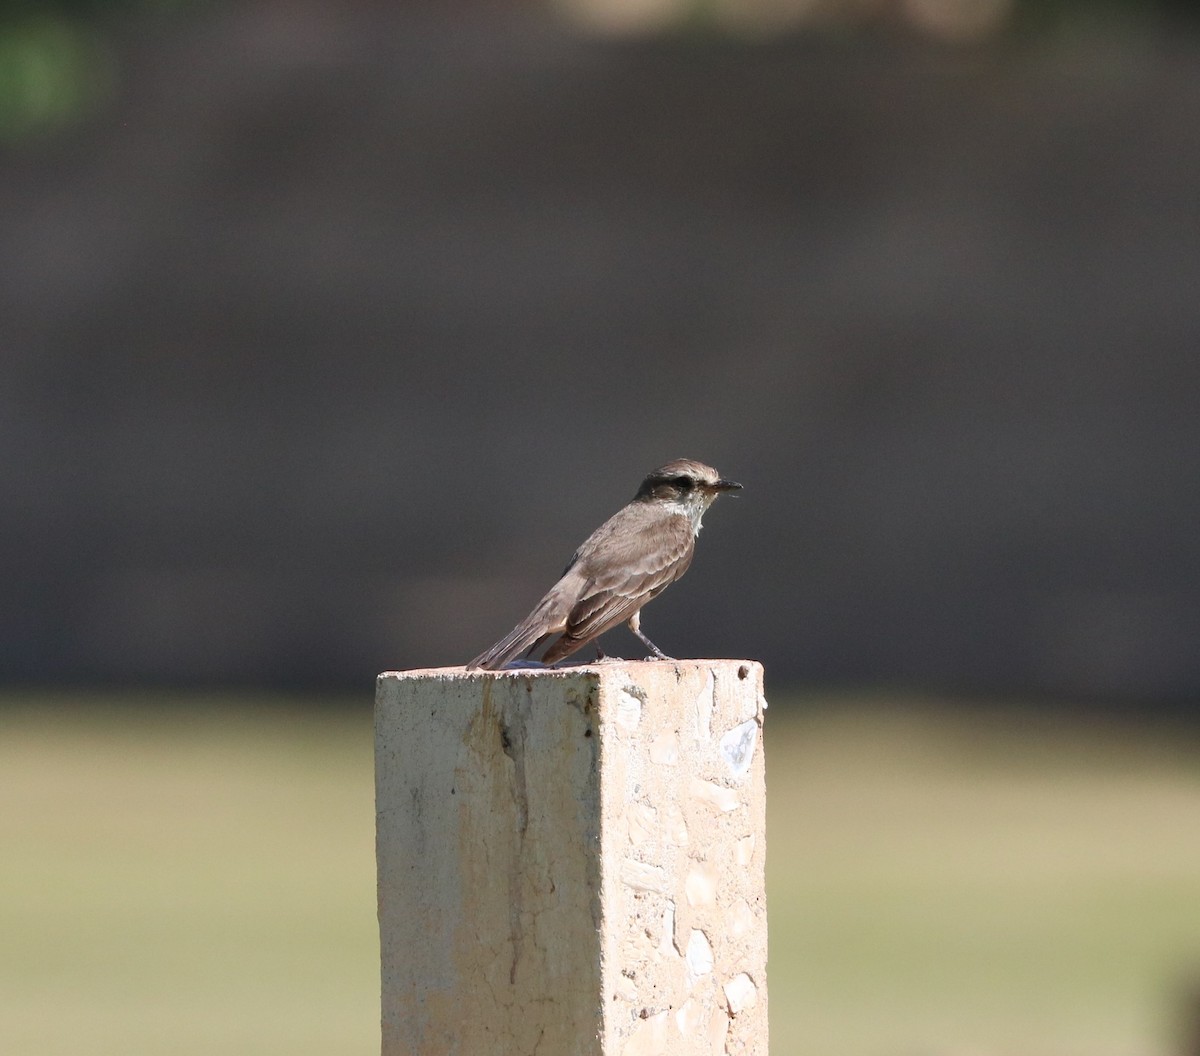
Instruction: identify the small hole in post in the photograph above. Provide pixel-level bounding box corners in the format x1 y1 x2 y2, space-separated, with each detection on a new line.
737 665 749 680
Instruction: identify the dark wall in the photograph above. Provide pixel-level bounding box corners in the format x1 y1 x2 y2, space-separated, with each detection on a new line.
4 5 1199 701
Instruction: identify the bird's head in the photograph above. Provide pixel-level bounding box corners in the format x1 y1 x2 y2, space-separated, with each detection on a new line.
634 459 741 530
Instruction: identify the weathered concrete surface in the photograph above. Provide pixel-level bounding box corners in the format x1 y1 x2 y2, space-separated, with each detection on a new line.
376 659 767 1056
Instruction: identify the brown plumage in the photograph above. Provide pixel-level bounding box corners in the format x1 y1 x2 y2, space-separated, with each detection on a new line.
467 459 740 671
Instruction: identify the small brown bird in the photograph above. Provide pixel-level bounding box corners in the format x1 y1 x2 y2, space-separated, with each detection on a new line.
467 459 741 671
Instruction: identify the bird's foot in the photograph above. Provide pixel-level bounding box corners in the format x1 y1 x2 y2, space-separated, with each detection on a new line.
589 643 626 664
632 628 674 661
643 640 674 661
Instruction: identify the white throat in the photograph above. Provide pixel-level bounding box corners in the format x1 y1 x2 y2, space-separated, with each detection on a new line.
662 492 715 537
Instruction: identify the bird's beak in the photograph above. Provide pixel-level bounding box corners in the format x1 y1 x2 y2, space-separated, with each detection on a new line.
713 479 742 492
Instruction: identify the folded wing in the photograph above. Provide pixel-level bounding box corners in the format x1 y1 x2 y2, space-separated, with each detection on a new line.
541 506 695 663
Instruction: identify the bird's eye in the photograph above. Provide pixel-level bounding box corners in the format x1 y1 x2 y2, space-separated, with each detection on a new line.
673 475 693 489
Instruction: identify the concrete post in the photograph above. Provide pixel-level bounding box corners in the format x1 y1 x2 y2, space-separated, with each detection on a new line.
375 660 768 1056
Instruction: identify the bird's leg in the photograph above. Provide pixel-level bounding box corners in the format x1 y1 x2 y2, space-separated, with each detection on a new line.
594 641 626 664
635 629 673 660
628 612 675 661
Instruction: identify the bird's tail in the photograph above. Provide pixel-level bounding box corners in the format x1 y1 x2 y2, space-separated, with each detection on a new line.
466 585 573 671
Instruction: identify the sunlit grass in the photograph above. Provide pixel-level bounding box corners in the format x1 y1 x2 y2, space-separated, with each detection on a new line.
767 699 1200 1056
1 693 1198 1055
0 696 378 1056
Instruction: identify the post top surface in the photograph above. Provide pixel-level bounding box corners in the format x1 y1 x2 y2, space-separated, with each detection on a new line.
378 658 762 682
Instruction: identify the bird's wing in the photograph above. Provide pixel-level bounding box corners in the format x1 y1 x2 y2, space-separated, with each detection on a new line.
562 507 695 642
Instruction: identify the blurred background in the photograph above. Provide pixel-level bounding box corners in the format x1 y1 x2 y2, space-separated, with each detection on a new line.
2 0 1199 1053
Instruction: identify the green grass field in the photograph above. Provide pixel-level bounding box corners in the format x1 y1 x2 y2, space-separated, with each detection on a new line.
1 693 1197 1055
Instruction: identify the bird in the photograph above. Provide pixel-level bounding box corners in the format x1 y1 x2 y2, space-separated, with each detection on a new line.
467 458 741 671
